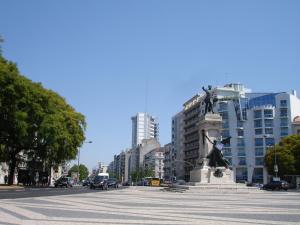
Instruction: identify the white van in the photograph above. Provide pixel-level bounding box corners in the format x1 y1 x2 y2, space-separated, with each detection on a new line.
98 173 109 180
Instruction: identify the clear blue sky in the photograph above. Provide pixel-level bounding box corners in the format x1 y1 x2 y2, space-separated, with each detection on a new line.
1 0 300 171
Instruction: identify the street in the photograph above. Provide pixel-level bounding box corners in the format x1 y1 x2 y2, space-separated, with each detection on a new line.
0 186 125 200
0 187 299 225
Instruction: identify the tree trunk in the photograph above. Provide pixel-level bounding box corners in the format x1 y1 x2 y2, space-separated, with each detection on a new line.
8 156 17 185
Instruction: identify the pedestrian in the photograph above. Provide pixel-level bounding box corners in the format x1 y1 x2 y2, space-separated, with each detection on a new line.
4 175 8 184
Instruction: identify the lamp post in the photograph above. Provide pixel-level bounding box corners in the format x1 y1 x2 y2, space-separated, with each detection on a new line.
77 141 92 183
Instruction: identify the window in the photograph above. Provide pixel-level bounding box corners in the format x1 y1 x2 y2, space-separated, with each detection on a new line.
222 130 230 138
265 128 273 135
238 157 246 166
237 120 243 128
218 102 228 111
255 148 264 156
238 148 246 157
280 108 288 117
252 168 264 183
255 157 264 166
220 112 229 120
254 110 262 119
280 100 287 107
280 118 288 126
236 168 248 181
254 120 262 128
255 138 263 147
264 119 274 127
242 108 247 120
223 121 229 129
237 138 245 147
280 127 289 136
255 129 263 135
265 138 275 146
264 109 273 118
223 148 232 157
237 129 244 137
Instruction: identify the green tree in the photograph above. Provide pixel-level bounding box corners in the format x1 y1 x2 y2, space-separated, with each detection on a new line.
131 167 155 182
265 135 300 178
0 54 86 185
68 164 89 181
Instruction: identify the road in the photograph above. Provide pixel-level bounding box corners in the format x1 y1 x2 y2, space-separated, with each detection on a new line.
0 186 124 199
0 186 300 225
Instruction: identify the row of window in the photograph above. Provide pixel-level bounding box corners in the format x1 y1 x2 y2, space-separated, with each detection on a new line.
223 157 264 166
223 148 264 157
254 119 274 128
255 137 275 146
253 107 288 119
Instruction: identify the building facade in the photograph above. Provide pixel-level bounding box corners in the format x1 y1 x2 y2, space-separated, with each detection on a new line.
131 113 159 148
130 138 161 175
144 147 165 179
178 83 300 183
292 116 300 134
171 112 185 180
162 143 172 181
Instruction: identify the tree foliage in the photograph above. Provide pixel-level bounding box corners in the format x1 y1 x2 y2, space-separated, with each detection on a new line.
68 164 89 181
131 167 155 181
0 54 86 184
265 135 300 177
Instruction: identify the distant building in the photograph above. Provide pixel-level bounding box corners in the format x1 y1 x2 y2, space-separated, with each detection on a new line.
144 147 165 179
131 113 159 148
171 112 185 180
163 143 172 181
97 162 108 174
130 138 161 176
292 116 300 134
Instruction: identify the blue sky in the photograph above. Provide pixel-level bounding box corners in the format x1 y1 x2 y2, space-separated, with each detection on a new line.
1 0 300 171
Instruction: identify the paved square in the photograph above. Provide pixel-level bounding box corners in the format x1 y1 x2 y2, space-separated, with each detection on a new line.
0 187 299 225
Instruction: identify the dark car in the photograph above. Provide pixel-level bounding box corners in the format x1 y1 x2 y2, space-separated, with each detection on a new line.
90 175 108 190
263 180 289 191
82 177 94 187
54 177 74 188
107 178 119 188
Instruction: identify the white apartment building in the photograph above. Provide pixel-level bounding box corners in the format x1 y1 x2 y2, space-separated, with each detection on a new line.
130 138 161 175
144 148 165 179
131 113 159 148
177 83 300 184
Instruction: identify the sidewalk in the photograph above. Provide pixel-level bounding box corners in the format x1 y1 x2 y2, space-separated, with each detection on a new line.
0 184 24 190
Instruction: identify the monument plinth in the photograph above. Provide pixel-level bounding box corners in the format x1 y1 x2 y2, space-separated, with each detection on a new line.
189 113 234 185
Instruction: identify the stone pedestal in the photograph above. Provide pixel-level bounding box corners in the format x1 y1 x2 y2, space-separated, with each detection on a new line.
189 113 235 185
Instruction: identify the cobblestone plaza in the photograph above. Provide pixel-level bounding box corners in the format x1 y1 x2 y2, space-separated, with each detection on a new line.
0 187 299 225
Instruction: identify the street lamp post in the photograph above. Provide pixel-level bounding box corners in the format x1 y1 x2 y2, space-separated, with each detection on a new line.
77 141 92 183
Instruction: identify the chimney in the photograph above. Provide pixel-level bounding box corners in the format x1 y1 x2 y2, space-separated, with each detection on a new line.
292 90 297 97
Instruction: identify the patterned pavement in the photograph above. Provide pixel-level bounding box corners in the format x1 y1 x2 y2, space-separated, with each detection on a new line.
0 187 299 225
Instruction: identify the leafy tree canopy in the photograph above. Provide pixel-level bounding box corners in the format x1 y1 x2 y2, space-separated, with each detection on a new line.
265 135 300 177
0 53 86 184
68 164 89 181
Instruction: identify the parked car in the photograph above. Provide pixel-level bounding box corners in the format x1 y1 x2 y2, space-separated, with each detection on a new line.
107 178 120 188
263 180 289 191
90 175 108 190
82 177 94 187
54 177 74 188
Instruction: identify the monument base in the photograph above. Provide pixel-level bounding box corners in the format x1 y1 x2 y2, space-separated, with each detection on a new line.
189 167 234 185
